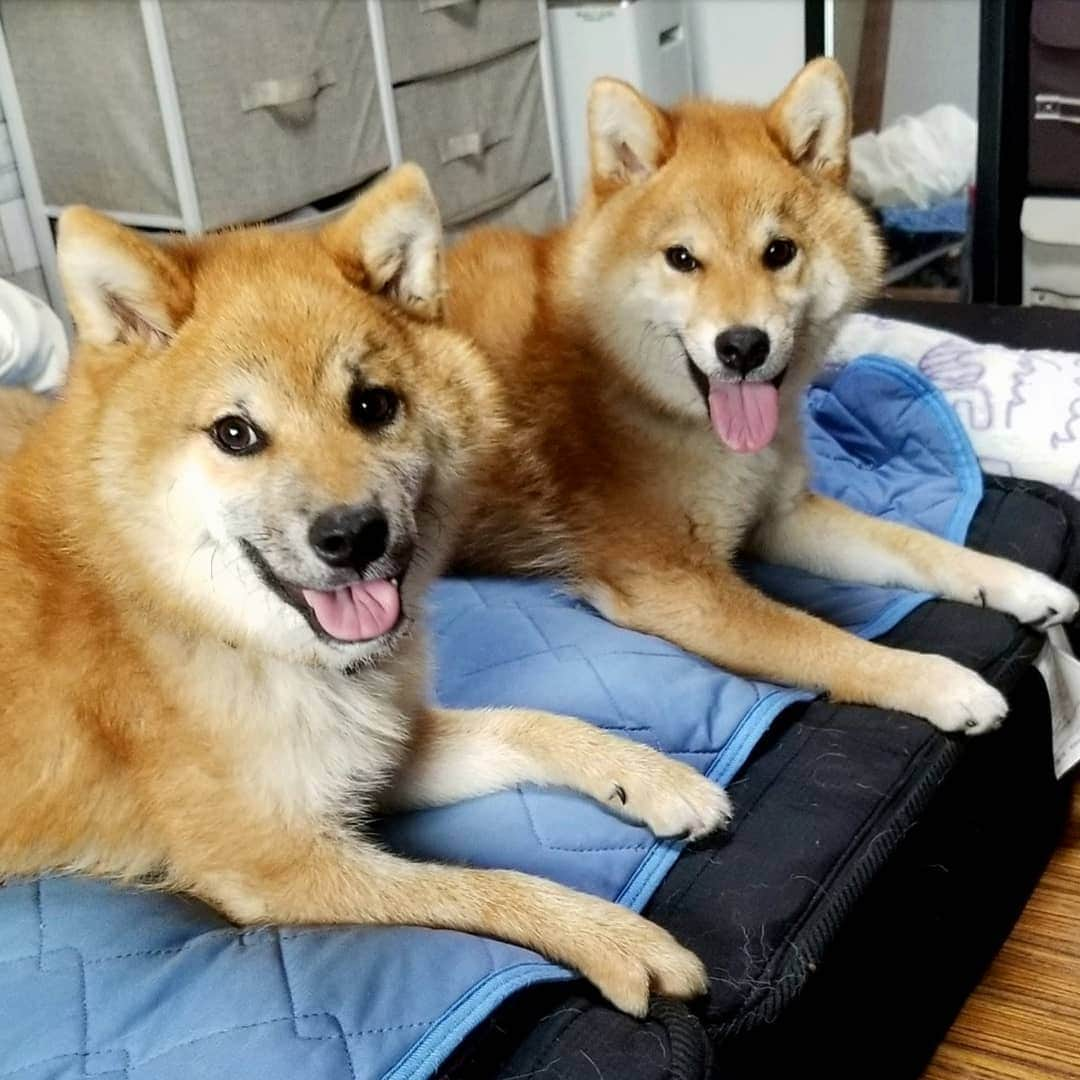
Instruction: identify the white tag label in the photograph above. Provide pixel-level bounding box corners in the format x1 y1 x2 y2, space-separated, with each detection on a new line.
1034 624 1080 779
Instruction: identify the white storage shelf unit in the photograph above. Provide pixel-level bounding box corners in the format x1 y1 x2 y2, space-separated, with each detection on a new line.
0 0 567 315
0 90 47 301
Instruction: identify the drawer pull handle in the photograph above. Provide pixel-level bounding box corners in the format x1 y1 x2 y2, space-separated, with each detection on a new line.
440 128 506 164
241 67 337 125
418 0 474 12
1035 93 1080 126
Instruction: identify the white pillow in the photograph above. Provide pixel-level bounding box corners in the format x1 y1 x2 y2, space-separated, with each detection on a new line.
832 313 1080 498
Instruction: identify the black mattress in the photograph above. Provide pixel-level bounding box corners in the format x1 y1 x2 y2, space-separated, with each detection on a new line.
437 304 1080 1080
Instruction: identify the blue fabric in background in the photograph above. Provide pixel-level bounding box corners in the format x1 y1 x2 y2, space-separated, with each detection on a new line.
880 194 969 236
0 356 981 1080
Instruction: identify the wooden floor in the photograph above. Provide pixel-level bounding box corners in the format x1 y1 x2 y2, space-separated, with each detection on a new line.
924 782 1080 1079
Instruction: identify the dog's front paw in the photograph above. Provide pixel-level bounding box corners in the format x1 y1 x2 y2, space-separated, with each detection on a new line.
605 754 733 841
898 655 1007 736
976 565 1079 630
573 907 708 1016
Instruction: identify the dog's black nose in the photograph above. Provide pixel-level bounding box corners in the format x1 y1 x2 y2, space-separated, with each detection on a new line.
309 505 389 570
715 326 771 375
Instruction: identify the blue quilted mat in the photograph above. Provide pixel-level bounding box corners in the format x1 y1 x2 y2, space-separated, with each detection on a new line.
0 356 981 1079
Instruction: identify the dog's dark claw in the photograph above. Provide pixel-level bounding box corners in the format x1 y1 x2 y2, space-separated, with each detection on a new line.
976 588 987 608
610 783 627 805
965 718 979 729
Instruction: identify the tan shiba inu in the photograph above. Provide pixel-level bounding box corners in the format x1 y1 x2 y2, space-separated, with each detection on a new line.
0 165 733 1017
445 59 1078 734
0 386 48 457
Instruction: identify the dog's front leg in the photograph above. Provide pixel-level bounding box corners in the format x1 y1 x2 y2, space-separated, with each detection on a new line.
385 707 732 839
174 820 706 1016
751 492 1078 629
585 555 1009 735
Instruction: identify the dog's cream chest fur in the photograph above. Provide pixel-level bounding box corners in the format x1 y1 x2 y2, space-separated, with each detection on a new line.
164 635 417 825
631 405 797 555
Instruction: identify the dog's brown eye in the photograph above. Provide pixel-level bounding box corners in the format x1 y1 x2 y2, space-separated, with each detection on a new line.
210 415 264 455
664 245 699 273
350 386 399 430
763 237 798 270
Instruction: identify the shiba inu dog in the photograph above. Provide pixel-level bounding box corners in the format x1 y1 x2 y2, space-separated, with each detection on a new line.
0 387 48 457
445 59 1079 734
0 165 733 1017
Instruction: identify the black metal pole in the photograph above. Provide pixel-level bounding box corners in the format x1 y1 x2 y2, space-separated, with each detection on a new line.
805 0 826 60
971 0 1031 303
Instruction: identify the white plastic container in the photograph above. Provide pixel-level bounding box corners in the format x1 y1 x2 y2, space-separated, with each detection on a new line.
1022 196 1080 310
548 0 692 209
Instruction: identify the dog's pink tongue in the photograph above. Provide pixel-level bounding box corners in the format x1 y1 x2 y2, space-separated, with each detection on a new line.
707 382 780 453
301 579 400 642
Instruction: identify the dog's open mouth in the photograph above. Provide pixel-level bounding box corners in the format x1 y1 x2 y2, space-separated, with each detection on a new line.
706 374 786 454
240 541 409 645
683 349 787 455
300 579 401 642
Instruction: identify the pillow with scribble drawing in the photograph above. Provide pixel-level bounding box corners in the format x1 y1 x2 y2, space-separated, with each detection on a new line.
831 313 1080 499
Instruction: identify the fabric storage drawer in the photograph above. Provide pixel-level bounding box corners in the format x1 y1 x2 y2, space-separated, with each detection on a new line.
1021 196 1080 309
395 44 551 227
446 176 559 241
160 0 387 228
1 0 179 218
0 0 388 229
1029 0 1080 191
380 0 540 83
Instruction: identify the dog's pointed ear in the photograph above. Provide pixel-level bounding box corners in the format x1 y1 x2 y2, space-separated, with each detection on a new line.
321 163 443 320
767 58 851 184
57 207 192 347
588 77 674 189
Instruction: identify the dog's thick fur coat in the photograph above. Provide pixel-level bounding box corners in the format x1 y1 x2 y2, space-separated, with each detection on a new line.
446 60 1078 733
0 166 733 1016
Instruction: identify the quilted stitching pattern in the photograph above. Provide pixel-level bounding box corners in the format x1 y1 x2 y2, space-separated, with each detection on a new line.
0 358 980 1080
